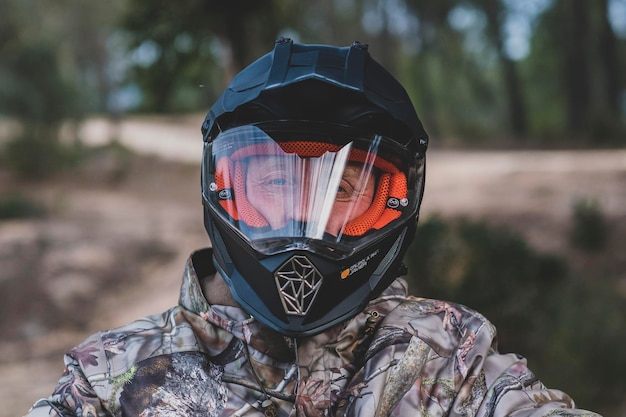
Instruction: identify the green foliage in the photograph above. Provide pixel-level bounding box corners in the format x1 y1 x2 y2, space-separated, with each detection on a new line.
528 0 626 143
0 38 84 179
3 0 626 142
0 193 47 220
1 129 84 180
120 0 284 113
404 216 625 415
405 216 566 351
569 198 610 251
0 42 82 123
541 274 626 412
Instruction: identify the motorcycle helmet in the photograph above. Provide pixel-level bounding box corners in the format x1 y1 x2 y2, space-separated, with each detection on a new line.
201 38 428 336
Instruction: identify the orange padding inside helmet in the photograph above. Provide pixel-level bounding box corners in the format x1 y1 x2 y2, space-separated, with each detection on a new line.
213 141 407 236
231 141 401 174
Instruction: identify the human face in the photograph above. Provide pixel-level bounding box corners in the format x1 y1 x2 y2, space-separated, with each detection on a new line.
245 156 376 237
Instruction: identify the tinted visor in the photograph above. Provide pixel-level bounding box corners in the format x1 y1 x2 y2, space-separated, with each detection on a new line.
202 123 422 256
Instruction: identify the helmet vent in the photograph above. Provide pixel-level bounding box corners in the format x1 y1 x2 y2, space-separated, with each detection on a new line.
274 255 323 316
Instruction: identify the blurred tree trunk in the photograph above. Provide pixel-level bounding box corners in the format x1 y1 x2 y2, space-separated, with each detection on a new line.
596 0 621 118
376 3 397 77
563 0 591 132
412 39 440 137
482 0 528 138
404 1 457 137
500 53 527 137
559 0 623 138
212 1 277 79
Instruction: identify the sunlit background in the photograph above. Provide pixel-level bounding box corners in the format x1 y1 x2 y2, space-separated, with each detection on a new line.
1 1 625 415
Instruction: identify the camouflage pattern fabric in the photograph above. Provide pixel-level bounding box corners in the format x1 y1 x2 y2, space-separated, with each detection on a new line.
24 248 601 417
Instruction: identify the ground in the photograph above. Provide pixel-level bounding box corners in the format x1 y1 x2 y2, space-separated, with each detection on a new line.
1 116 625 415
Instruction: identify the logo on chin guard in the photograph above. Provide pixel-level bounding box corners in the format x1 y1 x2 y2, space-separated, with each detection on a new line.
274 255 323 316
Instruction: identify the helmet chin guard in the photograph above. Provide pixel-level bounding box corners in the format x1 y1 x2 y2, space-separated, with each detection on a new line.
205 210 411 336
201 39 428 336
274 255 323 317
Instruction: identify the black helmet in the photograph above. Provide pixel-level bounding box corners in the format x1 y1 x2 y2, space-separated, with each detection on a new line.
201 38 428 336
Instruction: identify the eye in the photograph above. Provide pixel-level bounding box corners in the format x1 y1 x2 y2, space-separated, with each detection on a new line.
259 171 295 191
336 180 355 200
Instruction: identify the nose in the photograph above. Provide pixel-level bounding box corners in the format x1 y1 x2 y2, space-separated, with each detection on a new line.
292 181 312 222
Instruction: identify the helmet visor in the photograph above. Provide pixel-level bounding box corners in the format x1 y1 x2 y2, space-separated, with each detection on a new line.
202 124 422 257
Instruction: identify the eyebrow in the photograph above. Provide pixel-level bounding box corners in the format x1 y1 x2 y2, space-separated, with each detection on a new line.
249 156 292 170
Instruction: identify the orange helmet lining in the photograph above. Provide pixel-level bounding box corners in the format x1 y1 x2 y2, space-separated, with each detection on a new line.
213 142 407 236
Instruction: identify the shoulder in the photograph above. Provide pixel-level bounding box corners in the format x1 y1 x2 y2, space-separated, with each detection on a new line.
348 298 498 416
369 297 496 361
356 299 601 416
66 306 201 381
51 307 228 415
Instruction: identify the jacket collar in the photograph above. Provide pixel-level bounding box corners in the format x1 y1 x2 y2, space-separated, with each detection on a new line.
179 248 409 363
180 248 295 359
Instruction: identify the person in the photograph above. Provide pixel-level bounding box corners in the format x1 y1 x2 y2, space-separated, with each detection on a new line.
24 39 600 417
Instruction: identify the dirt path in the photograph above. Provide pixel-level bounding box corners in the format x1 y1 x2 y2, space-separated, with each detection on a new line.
81 115 626 251
425 149 626 253
2 116 625 415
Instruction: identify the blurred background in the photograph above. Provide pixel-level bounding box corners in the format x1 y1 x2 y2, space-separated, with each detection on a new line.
1 1 625 415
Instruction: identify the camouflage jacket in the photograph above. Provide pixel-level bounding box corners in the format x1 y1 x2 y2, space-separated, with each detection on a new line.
25 248 600 417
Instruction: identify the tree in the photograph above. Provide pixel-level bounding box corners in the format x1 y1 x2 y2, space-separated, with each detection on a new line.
121 0 286 112
479 0 528 137
563 0 592 133
0 41 82 178
404 0 492 139
0 0 95 178
532 0 625 142
595 0 623 138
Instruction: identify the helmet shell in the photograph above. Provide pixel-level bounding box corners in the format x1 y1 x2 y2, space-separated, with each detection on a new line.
201 39 428 336
202 38 428 150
